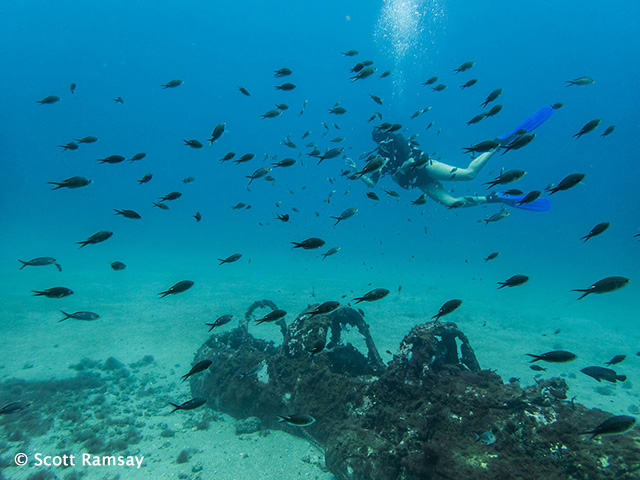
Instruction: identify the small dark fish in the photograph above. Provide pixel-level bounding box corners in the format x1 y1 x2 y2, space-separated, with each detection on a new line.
218 253 242 265
580 222 610 242
184 139 203 149
351 66 376 81
307 301 340 318
70 83 76 94
129 152 147 162
194 212 201 222
276 104 289 111
274 67 292 77
503 189 523 195
432 299 462 321
112 96 124 104
474 431 496 445
366 192 380 201
247 167 272 185
59 311 100 322
322 247 340 260
307 340 326 357
527 351 577 363
36 95 60 104
114 209 141 219
467 113 487 126
138 173 153 184
342 49 359 56
501 133 536 155
153 202 169 210
369 94 383 105
354 155 387 177
183 176 195 184
529 365 546 372
261 109 282 119
573 119 601 138
278 414 316 427
484 252 499 262
605 355 626 366
432 84 447 92
110 261 126 271
292 238 325 250
412 193 427 205
481 88 502 108
362 60 374 67
239 363 262 379
275 82 296 91
601 125 616 137
220 152 235 162
273 158 296 168
566 76 595 87
454 61 474 73
572 276 629 299
169 398 207 414
350 62 364 73
516 190 541 206
460 79 478 89
0 402 31 415
161 79 183 89
181 360 213 382
58 142 79 151
48 176 92 190
379 70 391 79
580 366 627 383
231 202 247 210
485 104 503 117
582 415 636 440
208 123 226 145
158 280 194 298
331 207 358 226
97 155 125 164
206 314 233 332
384 189 400 198
547 173 585 194
255 309 287 325
422 76 438 86
76 231 113 248
160 191 182 201
19 257 61 271
32 287 73 298
238 86 251 96
353 288 389 304
318 147 344 164
329 106 347 115
497 275 529 289
483 210 510 225
276 213 289 222
75 136 98 144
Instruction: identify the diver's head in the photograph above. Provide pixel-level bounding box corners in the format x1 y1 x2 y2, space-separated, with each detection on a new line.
552 102 564 110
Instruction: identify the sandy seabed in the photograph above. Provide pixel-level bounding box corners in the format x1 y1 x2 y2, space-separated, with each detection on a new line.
1 257 638 480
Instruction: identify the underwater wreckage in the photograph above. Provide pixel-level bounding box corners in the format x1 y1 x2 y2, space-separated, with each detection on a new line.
190 301 640 480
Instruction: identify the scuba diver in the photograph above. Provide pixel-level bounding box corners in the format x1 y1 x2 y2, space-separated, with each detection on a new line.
359 103 563 210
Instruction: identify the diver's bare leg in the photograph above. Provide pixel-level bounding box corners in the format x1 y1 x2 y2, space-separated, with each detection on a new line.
424 149 497 181
421 181 488 208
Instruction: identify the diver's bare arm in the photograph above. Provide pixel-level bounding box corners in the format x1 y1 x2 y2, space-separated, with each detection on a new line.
423 149 497 181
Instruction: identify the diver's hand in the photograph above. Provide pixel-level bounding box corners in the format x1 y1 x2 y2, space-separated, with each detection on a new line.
398 157 415 173
360 176 375 188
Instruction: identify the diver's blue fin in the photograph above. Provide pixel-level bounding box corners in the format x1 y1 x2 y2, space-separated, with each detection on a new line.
497 192 552 212
497 105 556 145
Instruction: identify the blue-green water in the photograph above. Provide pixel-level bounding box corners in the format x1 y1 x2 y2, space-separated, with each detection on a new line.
1 1 640 479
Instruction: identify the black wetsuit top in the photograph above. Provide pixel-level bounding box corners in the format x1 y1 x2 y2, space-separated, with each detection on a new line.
370 130 432 189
